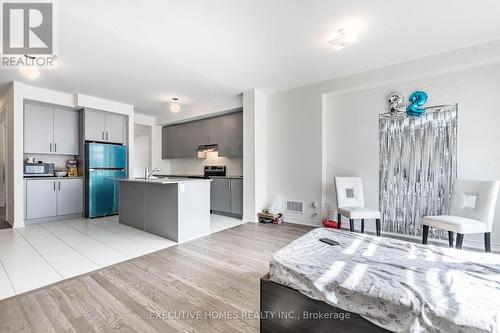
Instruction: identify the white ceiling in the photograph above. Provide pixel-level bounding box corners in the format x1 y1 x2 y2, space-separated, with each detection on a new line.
1 0 500 116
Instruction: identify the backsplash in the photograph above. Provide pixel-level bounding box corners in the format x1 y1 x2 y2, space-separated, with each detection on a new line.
24 154 76 170
169 152 242 176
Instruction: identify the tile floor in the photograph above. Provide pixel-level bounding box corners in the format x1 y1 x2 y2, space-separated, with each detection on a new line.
0 214 242 300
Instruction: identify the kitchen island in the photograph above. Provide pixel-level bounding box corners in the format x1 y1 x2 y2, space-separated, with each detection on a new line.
118 178 211 242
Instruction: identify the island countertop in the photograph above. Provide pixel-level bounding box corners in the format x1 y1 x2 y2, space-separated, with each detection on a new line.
119 177 212 184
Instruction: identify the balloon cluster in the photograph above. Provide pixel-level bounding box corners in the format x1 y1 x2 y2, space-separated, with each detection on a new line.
387 92 406 113
406 91 428 117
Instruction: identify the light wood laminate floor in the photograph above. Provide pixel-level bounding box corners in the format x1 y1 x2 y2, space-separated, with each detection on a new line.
0 222 313 333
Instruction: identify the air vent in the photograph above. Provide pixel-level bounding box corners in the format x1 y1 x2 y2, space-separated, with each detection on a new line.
285 200 305 214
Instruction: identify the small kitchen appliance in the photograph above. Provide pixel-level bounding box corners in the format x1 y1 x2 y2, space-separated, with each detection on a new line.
24 162 55 177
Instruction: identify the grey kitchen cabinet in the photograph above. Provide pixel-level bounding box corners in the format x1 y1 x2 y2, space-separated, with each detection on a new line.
106 113 126 144
230 179 243 215
25 178 83 220
53 108 79 155
25 179 58 219
57 179 83 215
84 109 126 144
210 177 243 217
218 112 243 157
210 178 231 213
24 103 79 155
162 111 243 159
84 109 106 141
24 104 53 154
206 117 220 145
161 126 169 159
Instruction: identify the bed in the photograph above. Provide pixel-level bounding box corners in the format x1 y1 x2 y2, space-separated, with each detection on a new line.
260 228 500 332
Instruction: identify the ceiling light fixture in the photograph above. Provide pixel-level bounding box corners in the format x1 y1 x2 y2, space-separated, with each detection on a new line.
170 98 180 113
327 18 362 50
19 54 40 79
19 65 40 80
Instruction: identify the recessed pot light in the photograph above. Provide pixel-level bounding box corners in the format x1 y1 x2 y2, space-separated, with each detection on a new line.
170 98 180 113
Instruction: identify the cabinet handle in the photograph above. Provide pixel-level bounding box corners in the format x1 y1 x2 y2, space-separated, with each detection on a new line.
54 143 57 152
58 181 61 191
102 132 105 140
53 181 56 191
228 181 231 189
49 143 52 152
106 132 109 140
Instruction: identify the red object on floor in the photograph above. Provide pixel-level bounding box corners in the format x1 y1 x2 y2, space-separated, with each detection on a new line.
322 219 339 229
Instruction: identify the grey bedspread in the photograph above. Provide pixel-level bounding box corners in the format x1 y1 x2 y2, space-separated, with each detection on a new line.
269 228 500 332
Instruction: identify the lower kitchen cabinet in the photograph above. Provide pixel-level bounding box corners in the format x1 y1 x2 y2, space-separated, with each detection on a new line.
57 179 84 215
210 178 243 218
229 179 243 215
25 178 83 221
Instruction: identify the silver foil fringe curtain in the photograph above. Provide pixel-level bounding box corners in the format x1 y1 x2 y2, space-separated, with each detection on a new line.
379 104 458 239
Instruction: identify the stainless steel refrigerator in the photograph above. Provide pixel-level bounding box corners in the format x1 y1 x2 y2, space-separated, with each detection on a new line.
85 143 127 218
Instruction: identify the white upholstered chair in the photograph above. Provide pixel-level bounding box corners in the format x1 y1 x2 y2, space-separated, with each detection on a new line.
335 177 381 236
422 180 500 252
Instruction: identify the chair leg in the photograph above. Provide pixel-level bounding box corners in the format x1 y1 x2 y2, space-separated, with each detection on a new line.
422 225 429 244
337 214 342 229
375 219 381 236
456 234 464 249
349 219 354 232
485 233 491 253
448 231 454 248
361 219 365 233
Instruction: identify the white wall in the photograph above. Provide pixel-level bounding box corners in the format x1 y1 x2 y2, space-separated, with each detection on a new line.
134 113 171 174
156 94 242 125
243 90 267 222
325 63 500 249
134 124 151 178
266 41 500 249
0 109 5 207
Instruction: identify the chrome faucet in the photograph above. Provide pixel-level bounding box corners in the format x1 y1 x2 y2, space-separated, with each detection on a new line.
145 168 161 180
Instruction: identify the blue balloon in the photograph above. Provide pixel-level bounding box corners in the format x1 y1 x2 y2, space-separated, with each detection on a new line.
406 91 428 117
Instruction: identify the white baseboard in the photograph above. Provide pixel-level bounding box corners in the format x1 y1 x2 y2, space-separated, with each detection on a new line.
284 218 500 253
283 216 322 227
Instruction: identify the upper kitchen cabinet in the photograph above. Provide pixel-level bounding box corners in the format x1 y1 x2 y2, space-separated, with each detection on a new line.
53 108 79 155
218 112 243 157
84 109 127 144
24 103 79 155
161 111 243 159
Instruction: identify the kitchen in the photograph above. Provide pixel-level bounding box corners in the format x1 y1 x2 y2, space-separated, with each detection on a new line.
0 95 243 298
23 101 243 237
127 110 244 239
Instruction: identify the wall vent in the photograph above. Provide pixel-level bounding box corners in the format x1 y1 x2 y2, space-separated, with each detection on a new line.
285 200 305 214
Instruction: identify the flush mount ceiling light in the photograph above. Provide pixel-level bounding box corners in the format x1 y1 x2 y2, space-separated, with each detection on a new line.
19 55 40 79
19 65 40 80
170 98 180 113
327 18 362 50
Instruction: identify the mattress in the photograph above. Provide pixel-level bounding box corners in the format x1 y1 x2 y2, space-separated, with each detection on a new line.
269 228 500 333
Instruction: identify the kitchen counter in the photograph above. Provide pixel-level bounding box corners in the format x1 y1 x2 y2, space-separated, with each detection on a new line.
157 174 243 179
121 177 211 184
118 177 211 242
24 176 84 180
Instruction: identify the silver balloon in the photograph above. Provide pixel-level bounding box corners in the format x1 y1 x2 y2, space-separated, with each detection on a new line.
387 91 406 113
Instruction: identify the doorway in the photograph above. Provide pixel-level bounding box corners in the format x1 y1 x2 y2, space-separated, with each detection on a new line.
0 108 10 229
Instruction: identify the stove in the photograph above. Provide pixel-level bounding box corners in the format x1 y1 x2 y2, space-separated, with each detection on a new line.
204 165 226 177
